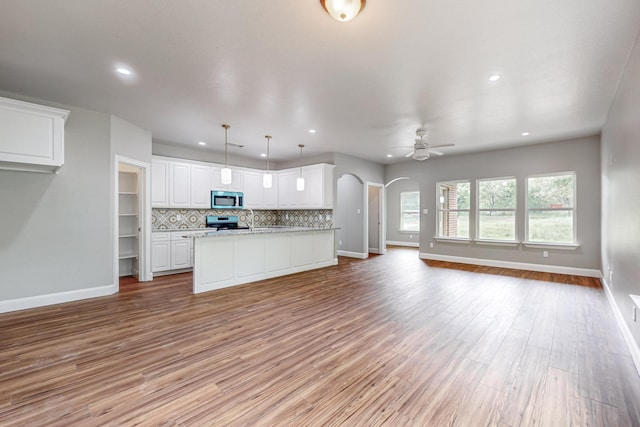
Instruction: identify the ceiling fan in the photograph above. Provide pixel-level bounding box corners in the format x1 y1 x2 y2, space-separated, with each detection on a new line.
402 128 454 160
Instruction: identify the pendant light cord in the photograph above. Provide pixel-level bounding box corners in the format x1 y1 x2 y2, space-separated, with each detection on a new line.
222 124 230 167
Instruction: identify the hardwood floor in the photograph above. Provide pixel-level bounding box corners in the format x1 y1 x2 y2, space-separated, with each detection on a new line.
1 247 639 426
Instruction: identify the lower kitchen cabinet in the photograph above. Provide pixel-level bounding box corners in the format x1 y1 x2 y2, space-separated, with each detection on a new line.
152 231 194 273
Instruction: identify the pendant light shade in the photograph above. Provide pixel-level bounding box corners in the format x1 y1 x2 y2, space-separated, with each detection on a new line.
297 144 305 192
221 167 232 185
320 0 366 22
221 124 232 185
263 135 272 189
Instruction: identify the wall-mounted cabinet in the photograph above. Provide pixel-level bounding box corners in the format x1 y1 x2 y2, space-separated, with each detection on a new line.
0 96 70 173
278 164 334 209
151 156 334 210
212 166 243 192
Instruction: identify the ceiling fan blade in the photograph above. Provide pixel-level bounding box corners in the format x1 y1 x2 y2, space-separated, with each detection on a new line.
429 149 444 156
404 151 414 158
227 142 244 148
429 143 454 149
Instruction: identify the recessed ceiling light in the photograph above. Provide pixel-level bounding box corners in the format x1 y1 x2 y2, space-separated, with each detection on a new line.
489 74 501 82
308 129 316 134
260 153 267 157
116 67 132 76
521 132 530 136
198 141 206 146
386 154 393 158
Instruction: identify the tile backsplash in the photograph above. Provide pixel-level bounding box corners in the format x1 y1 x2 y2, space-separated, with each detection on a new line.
152 209 333 230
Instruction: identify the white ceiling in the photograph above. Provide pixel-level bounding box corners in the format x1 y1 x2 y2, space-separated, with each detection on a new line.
1 0 639 164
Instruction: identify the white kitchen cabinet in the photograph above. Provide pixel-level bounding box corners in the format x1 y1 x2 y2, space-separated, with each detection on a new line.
190 163 212 208
171 238 192 270
151 158 170 207
0 96 69 173
277 164 334 209
277 170 302 208
212 166 243 192
169 161 191 208
151 233 171 272
243 170 278 209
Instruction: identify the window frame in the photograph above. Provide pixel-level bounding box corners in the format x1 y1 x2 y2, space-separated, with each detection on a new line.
476 176 518 242
436 179 471 240
399 191 420 232
525 171 577 246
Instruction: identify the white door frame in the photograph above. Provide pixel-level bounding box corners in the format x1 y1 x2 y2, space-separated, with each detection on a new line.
114 155 152 286
365 182 386 255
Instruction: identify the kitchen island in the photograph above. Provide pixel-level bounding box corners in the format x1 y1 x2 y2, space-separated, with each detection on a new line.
187 227 338 294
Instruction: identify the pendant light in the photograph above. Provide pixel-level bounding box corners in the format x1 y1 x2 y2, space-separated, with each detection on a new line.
320 0 366 22
263 135 273 189
296 144 305 192
221 124 232 185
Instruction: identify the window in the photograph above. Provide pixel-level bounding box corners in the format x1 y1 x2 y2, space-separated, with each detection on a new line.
526 172 576 244
437 181 470 238
477 177 517 240
400 191 420 231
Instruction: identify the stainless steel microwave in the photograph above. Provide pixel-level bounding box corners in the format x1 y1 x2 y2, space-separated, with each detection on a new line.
211 191 244 209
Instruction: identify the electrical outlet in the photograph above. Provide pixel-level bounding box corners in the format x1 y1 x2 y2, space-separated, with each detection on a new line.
423 209 429 214
339 240 342 246
409 234 413 239
430 242 434 248
176 214 182 221
543 250 549 258
325 214 331 221
357 208 361 214
285 213 289 220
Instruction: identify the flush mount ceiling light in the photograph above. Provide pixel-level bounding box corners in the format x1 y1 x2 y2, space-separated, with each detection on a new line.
297 144 305 191
263 135 273 189
115 67 132 76
489 74 501 82
221 124 232 185
198 141 206 146
320 0 366 22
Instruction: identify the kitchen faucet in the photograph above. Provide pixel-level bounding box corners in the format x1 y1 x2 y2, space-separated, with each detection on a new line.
245 208 254 230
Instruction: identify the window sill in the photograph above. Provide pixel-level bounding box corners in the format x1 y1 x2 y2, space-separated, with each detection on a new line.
474 239 520 247
433 237 472 244
522 241 580 250
399 230 420 234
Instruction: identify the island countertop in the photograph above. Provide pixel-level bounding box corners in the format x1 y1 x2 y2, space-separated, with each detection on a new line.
185 226 339 239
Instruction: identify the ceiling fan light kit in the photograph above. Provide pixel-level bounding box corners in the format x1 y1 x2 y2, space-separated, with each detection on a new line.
407 127 455 161
320 0 366 22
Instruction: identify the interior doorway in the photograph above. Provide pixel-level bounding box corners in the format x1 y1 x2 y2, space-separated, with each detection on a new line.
367 183 385 255
115 156 151 287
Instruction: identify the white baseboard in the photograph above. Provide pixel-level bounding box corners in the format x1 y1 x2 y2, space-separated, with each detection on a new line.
337 250 368 259
386 240 419 248
418 252 601 278
601 276 640 377
0 283 118 314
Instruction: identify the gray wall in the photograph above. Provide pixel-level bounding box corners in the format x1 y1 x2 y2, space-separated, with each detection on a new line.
601 30 640 346
153 140 279 170
0 93 113 300
334 153 385 255
336 174 365 254
112 116 152 163
386 135 601 270
386 178 420 245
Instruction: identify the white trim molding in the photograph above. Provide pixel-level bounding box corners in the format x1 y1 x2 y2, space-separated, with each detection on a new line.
418 252 601 277
337 250 368 259
0 283 117 314
386 240 419 248
601 276 640 377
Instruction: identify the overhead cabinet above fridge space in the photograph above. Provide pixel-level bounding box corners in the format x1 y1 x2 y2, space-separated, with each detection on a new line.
151 156 334 210
0 96 69 173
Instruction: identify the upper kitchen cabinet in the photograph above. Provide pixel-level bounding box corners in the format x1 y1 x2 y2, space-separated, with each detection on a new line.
0 96 69 173
151 158 170 207
278 164 334 210
169 161 191 208
190 163 213 208
212 166 243 192
244 171 279 209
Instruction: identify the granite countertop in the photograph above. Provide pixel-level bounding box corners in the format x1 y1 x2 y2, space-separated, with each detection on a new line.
187 226 339 238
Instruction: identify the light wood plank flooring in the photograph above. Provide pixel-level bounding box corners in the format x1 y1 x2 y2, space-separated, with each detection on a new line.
1 247 639 426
